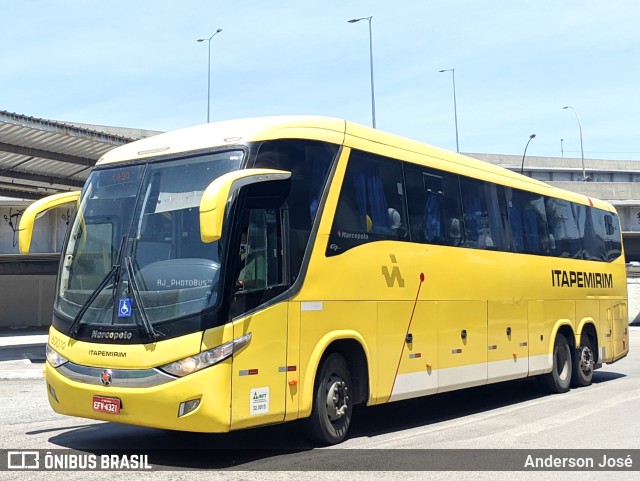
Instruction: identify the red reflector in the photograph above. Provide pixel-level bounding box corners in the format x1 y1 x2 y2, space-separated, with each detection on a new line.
287 366 297 372
248 369 259 375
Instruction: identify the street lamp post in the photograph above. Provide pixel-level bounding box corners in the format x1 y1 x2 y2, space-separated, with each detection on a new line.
348 16 376 128
197 28 223 123
520 134 536 175
439 68 459 153
562 105 588 181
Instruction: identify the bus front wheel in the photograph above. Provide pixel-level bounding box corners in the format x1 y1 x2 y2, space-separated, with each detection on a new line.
538 333 572 394
308 352 353 445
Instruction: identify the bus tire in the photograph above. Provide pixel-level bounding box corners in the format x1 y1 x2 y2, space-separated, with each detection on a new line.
308 352 352 445
571 334 594 387
538 333 572 394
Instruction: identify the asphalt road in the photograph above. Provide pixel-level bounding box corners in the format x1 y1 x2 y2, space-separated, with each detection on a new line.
0 328 639 481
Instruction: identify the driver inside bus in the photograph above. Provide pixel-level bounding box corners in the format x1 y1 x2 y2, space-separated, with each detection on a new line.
236 229 258 290
236 230 248 289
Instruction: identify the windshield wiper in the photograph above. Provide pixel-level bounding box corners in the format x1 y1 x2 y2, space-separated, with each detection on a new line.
68 235 127 336
123 256 165 341
68 265 118 335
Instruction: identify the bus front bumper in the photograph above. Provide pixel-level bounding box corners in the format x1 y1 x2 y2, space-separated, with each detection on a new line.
45 360 232 433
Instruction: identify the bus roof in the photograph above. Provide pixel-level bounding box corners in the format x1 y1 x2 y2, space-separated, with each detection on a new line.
96 116 347 166
96 115 615 213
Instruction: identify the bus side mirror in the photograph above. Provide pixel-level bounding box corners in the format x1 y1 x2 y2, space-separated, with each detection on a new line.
18 191 81 254
199 168 291 243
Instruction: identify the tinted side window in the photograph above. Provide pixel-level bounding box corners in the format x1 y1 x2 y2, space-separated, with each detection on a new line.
328 150 407 256
603 211 622 261
485 183 511 251
253 139 338 281
405 164 463 246
237 208 286 292
460 179 509 250
545 198 583 258
508 189 551 255
583 209 607 261
229 200 289 319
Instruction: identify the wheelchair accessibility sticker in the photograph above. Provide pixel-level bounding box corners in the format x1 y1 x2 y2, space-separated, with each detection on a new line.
118 298 132 318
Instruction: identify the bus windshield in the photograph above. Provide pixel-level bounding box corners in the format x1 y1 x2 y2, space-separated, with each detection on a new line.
55 150 243 335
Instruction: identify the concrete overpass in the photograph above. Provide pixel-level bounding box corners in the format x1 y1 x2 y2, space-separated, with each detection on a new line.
0 111 160 328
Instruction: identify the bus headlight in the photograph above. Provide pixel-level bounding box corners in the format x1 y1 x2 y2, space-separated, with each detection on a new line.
159 332 252 377
46 344 69 368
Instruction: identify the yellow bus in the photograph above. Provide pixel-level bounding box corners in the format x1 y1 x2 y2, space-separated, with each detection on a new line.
20 116 629 444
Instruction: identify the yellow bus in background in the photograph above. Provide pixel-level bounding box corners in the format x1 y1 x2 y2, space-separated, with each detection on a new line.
20 116 629 444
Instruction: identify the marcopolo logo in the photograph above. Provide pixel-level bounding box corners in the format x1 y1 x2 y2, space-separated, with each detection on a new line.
91 330 133 341
100 369 113 386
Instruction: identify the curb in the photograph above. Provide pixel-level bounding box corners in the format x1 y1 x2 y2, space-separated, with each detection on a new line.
0 361 45 380
0 334 48 347
0 334 48 380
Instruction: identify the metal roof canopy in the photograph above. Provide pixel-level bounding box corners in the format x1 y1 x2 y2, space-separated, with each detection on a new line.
0 110 146 200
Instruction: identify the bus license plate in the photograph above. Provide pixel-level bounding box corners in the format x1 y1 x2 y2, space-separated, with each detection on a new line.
92 395 121 414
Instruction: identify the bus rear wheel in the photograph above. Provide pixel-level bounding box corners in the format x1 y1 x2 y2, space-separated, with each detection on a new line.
571 334 594 387
308 352 352 445
538 333 572 394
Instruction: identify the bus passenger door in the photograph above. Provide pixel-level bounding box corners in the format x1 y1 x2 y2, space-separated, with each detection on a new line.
229 206 290 429
437 301 487 392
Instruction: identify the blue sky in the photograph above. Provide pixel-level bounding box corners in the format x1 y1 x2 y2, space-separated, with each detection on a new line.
2 1 640 160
